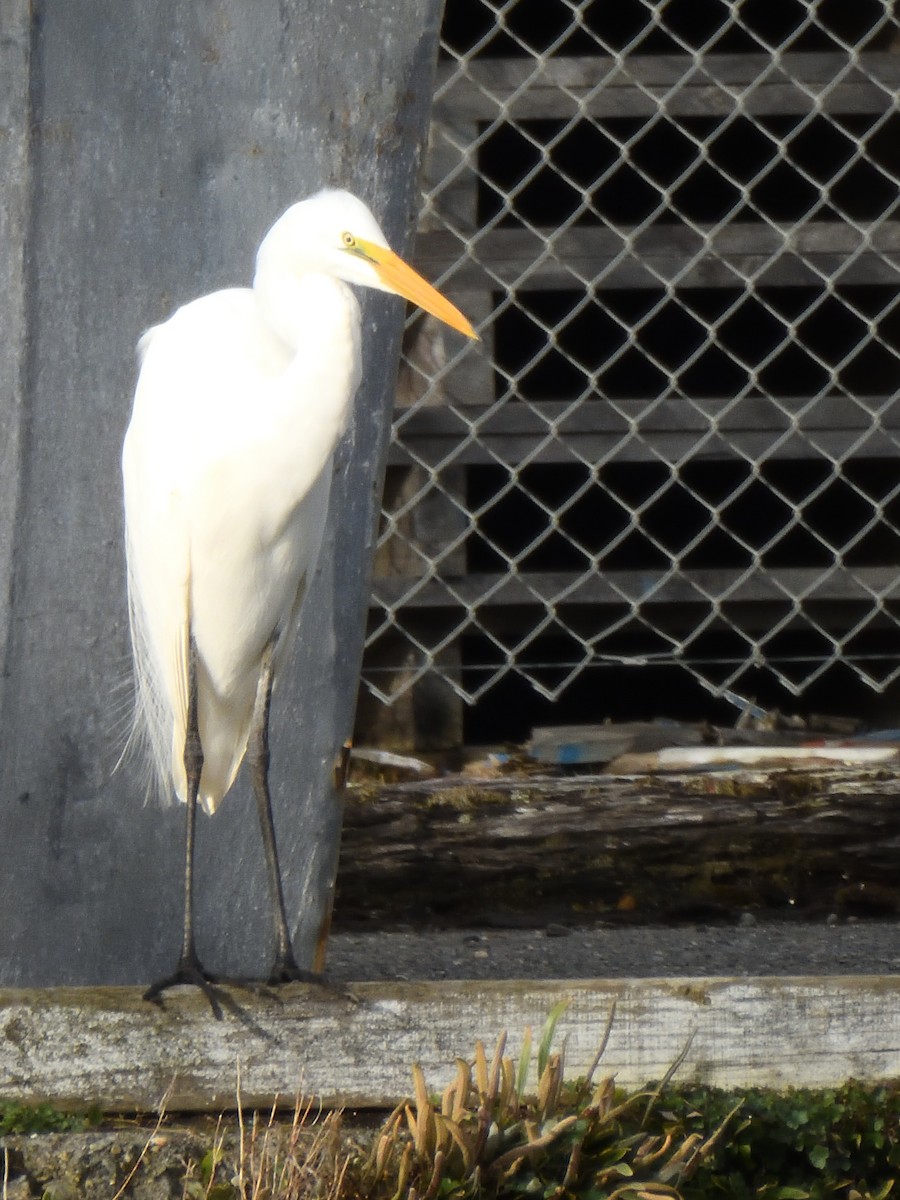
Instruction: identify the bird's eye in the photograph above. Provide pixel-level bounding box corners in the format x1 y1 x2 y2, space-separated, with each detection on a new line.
341 232 356 249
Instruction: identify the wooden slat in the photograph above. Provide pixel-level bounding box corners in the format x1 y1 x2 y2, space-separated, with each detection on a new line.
388 396 900 467
416 222 900 292
335 768 900 927
434 52 900 120
2 977 900 1111
371 564 900 611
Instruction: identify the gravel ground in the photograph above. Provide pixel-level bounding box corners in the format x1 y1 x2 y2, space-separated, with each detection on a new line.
327 920 900 981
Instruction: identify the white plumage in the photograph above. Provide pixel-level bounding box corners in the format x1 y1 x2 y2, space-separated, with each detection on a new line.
123 189 475 815
122 188 475 1000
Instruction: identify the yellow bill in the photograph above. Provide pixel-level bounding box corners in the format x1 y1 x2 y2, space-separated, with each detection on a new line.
358 238 479 340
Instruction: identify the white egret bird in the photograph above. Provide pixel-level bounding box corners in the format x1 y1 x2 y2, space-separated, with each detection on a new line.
123 188 476 1006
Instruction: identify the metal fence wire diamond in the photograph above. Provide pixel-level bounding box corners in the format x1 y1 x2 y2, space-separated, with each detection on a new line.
360 0 900 716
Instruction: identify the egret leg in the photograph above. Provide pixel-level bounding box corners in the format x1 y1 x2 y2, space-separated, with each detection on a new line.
250 642 321 985
144 637 225 1019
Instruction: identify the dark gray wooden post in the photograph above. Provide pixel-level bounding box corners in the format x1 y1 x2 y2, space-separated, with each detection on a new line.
0 0 444 985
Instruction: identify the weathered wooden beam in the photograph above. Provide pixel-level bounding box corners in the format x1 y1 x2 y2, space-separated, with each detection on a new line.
391 423 900 466
416 222 900 293
370 564 900 611
2 976 900 1112
0 0 30 722
434 52 900 120
0 0 447 992
387 395 900 468
335 768 900 926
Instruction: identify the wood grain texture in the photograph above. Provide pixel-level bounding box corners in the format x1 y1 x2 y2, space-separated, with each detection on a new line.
334 769 900 926
434 52 900 118
416 223 900 292
2 977 900 1112
0 0 444 990
371 565 900 608
0 0 30 725
387 395 900 468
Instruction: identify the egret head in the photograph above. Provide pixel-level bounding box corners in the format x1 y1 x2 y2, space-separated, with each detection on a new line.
256 189 477 339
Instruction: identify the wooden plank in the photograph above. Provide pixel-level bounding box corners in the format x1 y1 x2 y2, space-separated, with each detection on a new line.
391 425 900 466
2 977 900 1111
370 564 900 611
435 52 900 120
0 0 30 730
388 396 900 467
0 0 445 992
336 767 900 926
416 222 900 292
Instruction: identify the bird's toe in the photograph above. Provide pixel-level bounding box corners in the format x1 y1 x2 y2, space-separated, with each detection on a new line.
144 957 225 1020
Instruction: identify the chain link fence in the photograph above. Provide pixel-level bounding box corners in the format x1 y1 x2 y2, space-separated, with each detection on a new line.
359 0 900 738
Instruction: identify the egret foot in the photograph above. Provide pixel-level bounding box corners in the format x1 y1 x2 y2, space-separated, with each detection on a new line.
265 956 359 1005
266 952 323 986
144 955 225 1021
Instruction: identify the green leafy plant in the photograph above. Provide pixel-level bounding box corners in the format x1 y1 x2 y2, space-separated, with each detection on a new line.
654 1082 900 1199
0 1101 99 1136
361 1001 737 1200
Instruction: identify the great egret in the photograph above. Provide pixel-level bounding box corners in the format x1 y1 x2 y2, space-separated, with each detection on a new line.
123 188 476 1007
